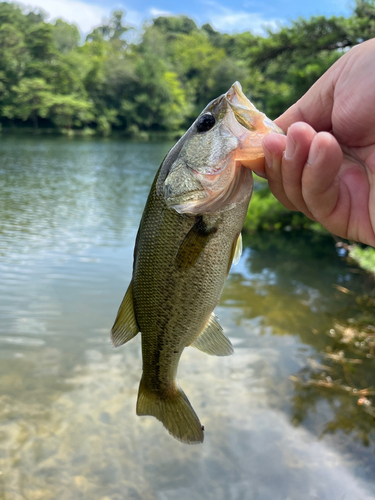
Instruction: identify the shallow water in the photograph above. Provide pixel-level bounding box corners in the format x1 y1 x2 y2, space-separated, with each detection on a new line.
0 136 374 500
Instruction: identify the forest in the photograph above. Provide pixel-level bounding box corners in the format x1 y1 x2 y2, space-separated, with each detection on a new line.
1 0 375 137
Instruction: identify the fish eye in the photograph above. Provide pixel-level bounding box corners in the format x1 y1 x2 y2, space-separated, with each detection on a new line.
196 113 216 133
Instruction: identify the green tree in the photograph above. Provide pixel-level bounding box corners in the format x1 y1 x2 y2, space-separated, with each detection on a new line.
7 77 52 127
86 10 131 51
2 0 375 136
167 30 226 109
52 19 80 53
152 15 198 39
44 93 94 129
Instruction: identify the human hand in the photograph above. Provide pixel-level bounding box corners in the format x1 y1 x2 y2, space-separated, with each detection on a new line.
259 38 375 247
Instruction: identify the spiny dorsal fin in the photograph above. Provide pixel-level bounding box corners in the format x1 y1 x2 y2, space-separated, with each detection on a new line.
111 280 139 347
190 313 233 356
175 216 217 270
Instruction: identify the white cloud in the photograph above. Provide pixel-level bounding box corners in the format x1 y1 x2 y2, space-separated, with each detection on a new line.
7 0 109 33
149 8 173 18
5 0 283 35
203 1 284 34
5 0 143 35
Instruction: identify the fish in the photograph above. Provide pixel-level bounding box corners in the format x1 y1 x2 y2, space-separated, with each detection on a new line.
111 82 282 444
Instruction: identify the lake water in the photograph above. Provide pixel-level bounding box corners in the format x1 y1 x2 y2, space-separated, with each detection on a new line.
0 136 374 500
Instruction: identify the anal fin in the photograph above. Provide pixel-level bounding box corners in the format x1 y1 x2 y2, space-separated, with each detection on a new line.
111 280 139 347
190 313 233 356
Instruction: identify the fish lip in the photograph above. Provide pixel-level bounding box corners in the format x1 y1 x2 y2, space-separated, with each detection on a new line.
225 81 254 110
225 82 255 112
225 81 284 134
225 82 259 132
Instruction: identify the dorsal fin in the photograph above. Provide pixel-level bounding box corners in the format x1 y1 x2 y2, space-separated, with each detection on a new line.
111 281 139 347
190 313 233 356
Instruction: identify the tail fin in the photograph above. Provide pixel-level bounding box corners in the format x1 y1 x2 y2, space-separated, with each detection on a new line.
136 377 204 444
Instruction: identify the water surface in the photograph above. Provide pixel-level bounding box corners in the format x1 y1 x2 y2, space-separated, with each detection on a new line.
0 136 374 500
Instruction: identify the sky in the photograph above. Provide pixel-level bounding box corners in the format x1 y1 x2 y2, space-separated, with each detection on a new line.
5 0 353 36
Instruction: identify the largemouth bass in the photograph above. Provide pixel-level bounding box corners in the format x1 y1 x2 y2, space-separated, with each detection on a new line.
112 82 282 444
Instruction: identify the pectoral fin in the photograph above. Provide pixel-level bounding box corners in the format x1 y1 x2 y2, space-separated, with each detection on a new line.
111 281 139 347
175 216 217 270
227 232 242 273
190 313 233 356
232 232 242 265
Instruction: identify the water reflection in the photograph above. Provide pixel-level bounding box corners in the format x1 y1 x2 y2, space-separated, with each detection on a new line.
0 137 374 499
222 232 375 481
0 137 170 255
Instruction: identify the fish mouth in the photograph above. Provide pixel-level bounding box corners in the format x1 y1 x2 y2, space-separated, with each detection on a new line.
225 81 283 134
224 81 284 166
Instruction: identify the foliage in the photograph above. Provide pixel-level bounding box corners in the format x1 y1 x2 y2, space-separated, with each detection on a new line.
244 181 327 234
1 1 375 134
349 245 375 275
53 19 80 53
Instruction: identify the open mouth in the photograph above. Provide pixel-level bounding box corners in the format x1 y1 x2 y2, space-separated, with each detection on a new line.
225 81 258 131
226 81 284 134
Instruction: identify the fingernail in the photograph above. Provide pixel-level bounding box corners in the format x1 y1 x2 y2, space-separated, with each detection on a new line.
285 133 296 160
263 145 273 169
307 142 320 165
